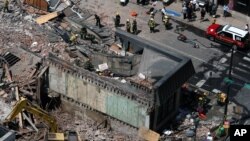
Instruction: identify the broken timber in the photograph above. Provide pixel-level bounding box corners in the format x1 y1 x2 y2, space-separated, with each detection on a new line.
4 64 24 128
138 127 160 141
36 12 58 24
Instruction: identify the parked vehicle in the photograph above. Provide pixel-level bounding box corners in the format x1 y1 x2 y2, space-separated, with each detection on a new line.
206 24 250 49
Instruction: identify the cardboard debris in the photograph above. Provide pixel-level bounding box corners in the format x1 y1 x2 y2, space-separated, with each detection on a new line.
35 12 59 24
138 127 160 141
98 63 108 72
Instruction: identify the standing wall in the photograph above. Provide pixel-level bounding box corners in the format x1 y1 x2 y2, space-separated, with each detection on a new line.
48 65 150 128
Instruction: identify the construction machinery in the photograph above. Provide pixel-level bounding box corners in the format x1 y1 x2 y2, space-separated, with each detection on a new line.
3 97 58 132
3 97 79 141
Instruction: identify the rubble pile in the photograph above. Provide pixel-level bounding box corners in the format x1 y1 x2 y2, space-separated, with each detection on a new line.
0 0 147 140
52 108 140 141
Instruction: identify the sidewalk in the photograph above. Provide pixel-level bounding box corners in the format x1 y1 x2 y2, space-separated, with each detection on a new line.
140 1 249 32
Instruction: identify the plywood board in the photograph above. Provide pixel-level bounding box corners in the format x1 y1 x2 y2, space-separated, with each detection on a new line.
138 127 160 141
36 12 58 24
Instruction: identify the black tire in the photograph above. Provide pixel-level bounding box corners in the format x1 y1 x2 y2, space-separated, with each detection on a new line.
177 36 183 41
174 29 179 34
208 36 215 41
232 45 238 49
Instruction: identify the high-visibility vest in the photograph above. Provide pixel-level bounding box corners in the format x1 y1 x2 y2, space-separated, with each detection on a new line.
148 20 155 28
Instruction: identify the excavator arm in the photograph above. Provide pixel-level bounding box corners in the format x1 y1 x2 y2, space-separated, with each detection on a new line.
5 97 58 132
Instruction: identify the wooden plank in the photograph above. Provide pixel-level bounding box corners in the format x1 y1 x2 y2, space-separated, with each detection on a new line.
19 79 37 87
35 12 58 24
23 113 38 132
38 66 48 78
36 78 41 105
4 64 24 128
20 89 34 96
138 127 160 141
4 64 12 82
15 86 24 128
28 68 37 79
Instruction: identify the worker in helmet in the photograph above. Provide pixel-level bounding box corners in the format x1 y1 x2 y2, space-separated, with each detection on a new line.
132 19 137 34
148 18 156 33
163 15 171 30
3 0 9 12
70 33 78 45
126 19 131 33
115 12 121 27
150 11 155 18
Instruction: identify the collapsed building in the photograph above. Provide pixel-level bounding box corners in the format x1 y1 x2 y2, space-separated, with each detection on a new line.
37 28 194 132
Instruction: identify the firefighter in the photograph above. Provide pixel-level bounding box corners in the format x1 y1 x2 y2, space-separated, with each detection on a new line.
115 12 121 27
132 19 137 34
126 19 131 33
3 0 9 12
148 18 156 33
163 15 170 30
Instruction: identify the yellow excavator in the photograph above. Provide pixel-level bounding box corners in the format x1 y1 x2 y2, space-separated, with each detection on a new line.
3 97 72 141
3 97 79 141
4 97 58 133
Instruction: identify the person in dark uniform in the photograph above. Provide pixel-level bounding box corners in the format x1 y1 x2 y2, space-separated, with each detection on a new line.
115 13 121 27
200 8 206 21
126 19 131 33
95 14 101 28
132 19 137 34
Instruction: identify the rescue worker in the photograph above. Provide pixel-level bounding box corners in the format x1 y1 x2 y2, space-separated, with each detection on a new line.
126 19 131 33
148 18 156 33
3 0 9 12
69 33 78 45
200 8 206 22
197 96 205 115
245 24 249 32
161 6 167 21
150 11 154 19
212 17 216 24
115 12 121 27
163 15 170 30
95 14 101 28
80 27 87 39
132 19 137 34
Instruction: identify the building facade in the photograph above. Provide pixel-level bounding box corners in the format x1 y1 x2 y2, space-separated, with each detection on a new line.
218 0 250 16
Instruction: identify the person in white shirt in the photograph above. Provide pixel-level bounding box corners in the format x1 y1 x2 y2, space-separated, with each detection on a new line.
245 24 249 32
192 0 197 11
161 7 167 21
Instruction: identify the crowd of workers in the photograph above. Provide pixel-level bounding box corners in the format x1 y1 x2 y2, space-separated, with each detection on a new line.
181 0 218 23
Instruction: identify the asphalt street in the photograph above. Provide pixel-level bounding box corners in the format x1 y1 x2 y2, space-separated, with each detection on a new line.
79 0 250 97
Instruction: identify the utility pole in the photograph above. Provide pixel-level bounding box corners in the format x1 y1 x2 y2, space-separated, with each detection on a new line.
223 46 236 121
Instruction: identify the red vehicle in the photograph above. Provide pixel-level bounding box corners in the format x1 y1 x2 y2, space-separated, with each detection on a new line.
206 24 250 49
